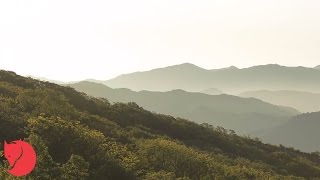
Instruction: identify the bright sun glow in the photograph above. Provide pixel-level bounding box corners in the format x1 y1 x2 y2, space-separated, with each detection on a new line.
1 0 320 81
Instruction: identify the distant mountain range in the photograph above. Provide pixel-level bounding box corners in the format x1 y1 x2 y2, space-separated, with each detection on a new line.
67 81 299 134
260 112 320 152
199 88 223 95
27 75 68 84
102 63 320 94
27 63 320 152
239 90 320 112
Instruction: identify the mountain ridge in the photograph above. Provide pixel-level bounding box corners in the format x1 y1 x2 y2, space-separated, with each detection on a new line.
240 90 320 112
68 81 299 134
104 63 320 93
261 111 320 152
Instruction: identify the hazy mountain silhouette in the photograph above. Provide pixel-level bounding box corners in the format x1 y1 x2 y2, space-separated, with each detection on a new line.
27 75 68 84
239 90 320 112
212 66 239 72
199 88 223 95
314 65 320 69
68 81 299 134
260 112 320 152
104 63 320 94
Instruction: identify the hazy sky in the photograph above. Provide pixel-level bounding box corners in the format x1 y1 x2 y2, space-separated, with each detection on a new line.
1 0 320 81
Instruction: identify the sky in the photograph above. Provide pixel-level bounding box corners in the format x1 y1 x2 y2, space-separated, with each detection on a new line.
1 0 320 81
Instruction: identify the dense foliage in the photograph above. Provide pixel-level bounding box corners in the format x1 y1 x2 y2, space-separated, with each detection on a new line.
0 70 320 179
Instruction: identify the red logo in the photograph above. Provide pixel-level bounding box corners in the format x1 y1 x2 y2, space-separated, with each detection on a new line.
4 140 37 177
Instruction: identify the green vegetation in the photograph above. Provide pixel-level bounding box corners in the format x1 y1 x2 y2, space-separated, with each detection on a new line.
1 70 320 179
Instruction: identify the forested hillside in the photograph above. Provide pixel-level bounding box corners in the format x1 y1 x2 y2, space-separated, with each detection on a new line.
1 70 320 179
